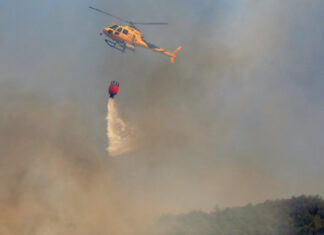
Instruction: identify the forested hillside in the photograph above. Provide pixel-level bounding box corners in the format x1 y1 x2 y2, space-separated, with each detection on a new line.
155 195 324 235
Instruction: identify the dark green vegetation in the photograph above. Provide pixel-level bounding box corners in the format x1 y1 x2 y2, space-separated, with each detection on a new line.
156 196 324 235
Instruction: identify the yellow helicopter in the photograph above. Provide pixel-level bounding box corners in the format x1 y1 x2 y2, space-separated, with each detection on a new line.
89 6 182 63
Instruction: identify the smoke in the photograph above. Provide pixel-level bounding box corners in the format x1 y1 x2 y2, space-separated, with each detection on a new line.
0 84 153 234
106 98 138 156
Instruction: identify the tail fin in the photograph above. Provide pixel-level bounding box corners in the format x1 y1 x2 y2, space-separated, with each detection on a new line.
170 46 182 63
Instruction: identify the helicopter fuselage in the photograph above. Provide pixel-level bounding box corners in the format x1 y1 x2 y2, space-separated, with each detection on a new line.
102 24 181 63
103 25 144 48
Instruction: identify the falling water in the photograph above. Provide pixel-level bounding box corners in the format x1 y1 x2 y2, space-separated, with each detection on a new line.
106 98 137 157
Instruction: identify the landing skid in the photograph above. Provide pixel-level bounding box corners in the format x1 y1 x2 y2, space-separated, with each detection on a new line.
104 39 136 54
104 39 126 52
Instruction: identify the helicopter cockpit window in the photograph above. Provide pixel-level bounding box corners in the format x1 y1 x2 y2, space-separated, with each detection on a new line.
111 25 118 29
123 29 128 35
117 27 122 32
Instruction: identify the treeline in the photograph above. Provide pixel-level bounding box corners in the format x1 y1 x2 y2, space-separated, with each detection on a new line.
154 195 324 235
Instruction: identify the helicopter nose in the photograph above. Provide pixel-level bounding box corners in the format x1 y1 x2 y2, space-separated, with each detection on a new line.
104 27 114 36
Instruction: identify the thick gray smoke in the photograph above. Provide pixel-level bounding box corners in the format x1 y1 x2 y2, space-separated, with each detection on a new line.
0 0 323 234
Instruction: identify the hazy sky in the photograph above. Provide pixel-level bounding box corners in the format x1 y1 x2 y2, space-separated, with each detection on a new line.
0 0 323 234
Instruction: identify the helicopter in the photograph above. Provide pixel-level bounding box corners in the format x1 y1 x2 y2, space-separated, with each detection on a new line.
89 6 182 63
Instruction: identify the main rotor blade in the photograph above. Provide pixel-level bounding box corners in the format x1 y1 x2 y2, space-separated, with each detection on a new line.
132 22 168 25
89 6 168 27
89 6 130 23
